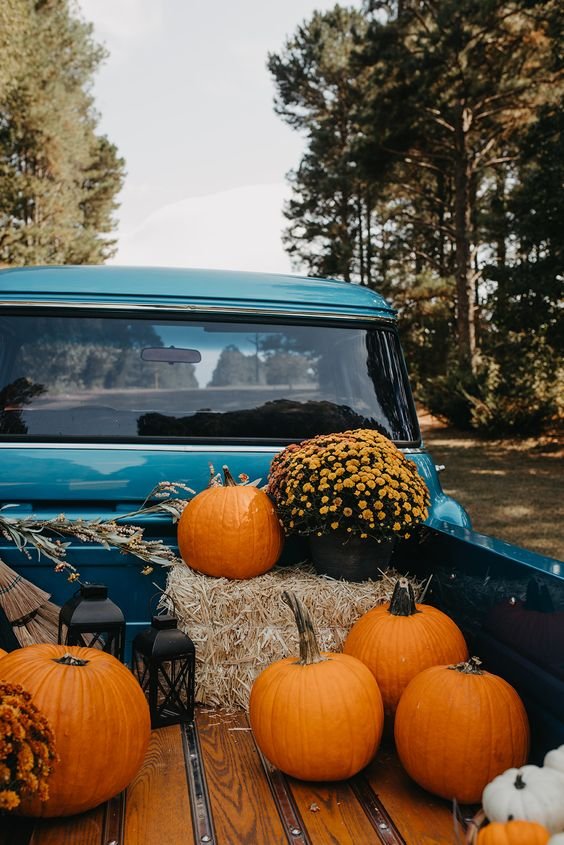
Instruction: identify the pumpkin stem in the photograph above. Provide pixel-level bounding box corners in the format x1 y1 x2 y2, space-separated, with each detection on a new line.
388 578 420 616
282 591 327 666
514 773 526 790
53 652 89 667
448 656 484 675
222 465 238 487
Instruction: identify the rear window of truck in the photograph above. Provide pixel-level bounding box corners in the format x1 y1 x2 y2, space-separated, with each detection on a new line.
0 314 420 444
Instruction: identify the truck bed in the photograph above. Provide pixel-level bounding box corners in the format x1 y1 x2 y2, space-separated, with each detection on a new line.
1 707 471 845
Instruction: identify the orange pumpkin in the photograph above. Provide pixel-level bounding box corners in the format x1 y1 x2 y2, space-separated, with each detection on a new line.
249 591 384 781
0 643 150 817
343 578 468 715
476 820 550 845
394 657 529 804
177 465 283 579
0 648 7 659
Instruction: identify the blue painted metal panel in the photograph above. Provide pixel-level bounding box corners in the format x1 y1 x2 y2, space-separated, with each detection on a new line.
0 445 467 528
427 518 563 580
0 266 395 320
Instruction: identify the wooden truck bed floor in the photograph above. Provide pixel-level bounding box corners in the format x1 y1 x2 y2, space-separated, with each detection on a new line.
2 707 472 845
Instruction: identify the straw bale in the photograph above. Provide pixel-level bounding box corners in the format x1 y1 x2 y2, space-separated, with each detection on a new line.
162 562 424 711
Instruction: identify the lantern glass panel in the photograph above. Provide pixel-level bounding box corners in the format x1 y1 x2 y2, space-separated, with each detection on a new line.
132 615 196 728
154 656 195 725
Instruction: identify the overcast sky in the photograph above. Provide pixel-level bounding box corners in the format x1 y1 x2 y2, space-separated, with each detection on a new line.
77 0 340 274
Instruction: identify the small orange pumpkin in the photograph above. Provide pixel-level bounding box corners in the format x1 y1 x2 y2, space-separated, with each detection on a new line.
395 657 529 804
0 643 150 817
476 820 550 845
249 591 384 781
177 465 283 579
343 578 468 715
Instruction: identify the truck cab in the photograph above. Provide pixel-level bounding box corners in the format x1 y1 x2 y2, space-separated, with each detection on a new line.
0 265 468 626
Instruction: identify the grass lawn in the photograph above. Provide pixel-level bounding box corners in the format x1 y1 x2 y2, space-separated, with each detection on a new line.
419 412 563 560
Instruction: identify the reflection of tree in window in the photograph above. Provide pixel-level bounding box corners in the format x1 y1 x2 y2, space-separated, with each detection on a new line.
259 330 318 388
208 345 265 386
265 353 314 387
0 378 46 434
12 317 197 393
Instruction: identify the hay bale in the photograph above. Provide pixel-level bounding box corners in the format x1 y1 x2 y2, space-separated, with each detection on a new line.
163 563 424 711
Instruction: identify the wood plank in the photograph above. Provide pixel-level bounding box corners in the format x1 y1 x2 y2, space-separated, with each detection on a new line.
125 725 194 845
29 806 105 845
365 743 458 845
196 708 288 845
288 779 383 845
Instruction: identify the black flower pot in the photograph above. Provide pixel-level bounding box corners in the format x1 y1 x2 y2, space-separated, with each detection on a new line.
308 531 395 581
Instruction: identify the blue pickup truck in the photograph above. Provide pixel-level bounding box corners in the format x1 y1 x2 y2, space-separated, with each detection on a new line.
0 264 562 769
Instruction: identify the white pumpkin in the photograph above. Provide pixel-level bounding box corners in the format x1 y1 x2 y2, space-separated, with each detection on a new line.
548 836 564 845
482 765 564 834
545 745 564 777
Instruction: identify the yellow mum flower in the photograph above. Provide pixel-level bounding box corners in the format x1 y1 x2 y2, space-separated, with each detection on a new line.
330 521 339 530
393 522 401 531
343 507 353 517
319 506 329 515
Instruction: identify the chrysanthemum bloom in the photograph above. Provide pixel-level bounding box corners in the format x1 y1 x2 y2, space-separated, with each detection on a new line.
267 429 429 542
0 682 58 810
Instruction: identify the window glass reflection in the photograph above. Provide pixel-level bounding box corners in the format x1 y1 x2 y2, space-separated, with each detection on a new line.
0 316 420 443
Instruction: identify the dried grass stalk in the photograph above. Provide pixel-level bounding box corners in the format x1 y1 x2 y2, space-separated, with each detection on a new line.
162 563 424 711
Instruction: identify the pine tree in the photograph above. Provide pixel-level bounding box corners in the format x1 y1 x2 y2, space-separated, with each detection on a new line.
268 7 371 282
0 0 124 266
358 0 562 369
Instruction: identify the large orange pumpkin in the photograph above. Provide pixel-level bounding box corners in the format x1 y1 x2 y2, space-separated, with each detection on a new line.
177 465 283 579
249 591 384 781
476 820 550 845
0 648 7 659
343 578 468 715
394 657 529 804
0 643 151 817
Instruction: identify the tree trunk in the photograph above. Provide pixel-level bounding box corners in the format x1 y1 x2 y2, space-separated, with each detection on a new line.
365 190 373 287
453 105 477 370
437 169 446 277
357 189 365 284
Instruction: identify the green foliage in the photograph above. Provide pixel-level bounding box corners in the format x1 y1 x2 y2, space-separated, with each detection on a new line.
268 8 371 283
423 335 562 436
0 0 125 266
269 0 564 436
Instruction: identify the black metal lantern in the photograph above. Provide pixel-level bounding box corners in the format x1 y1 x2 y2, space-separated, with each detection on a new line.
132 614 195 728
58 583 125 662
